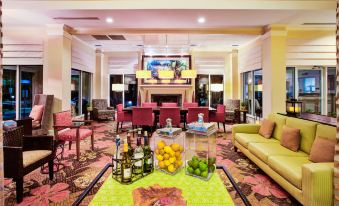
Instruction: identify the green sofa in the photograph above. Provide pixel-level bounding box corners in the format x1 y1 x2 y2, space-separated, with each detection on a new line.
232 113 334 206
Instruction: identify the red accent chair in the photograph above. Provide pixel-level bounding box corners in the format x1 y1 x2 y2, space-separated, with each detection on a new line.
116 104 132 133
142 102 158 108
187 107 209 124
132 107 155 129
162 102 178 107
183 102 198 108
159 107 181 127
209 104 226 132
53 111 94 160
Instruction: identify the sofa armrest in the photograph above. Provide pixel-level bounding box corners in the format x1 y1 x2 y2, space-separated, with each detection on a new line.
302 162 333 206
231 124 260 144
3 146 23 178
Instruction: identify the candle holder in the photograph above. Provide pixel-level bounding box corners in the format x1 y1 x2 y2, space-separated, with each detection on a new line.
286 99 302 117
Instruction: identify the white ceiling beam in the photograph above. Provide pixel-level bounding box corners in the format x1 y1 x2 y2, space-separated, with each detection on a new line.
5 0 335 10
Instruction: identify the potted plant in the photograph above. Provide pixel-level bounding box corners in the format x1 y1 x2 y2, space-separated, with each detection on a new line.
240 101 248 110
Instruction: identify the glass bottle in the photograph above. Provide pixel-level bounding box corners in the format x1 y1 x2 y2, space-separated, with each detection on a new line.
121 138 132 183
143 131 153 173
113 135 121 171
127 132 134 157
133 136 144 174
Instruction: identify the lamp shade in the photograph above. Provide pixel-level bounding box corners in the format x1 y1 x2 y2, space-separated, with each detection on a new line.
136 70 151 79
181 70 197 78
158 70 174 79
112 84 126 92
210 84 223 92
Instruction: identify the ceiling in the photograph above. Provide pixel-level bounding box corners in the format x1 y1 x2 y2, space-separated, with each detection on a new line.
3 1 336 52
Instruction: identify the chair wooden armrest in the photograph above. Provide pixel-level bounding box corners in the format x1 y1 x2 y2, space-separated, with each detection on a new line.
23 135 54 151
3 146 23 177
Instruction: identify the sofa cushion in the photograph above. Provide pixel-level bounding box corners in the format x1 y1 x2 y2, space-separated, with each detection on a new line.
23 150 52 167
248 143 308 163
280 126 301 152
286 117 317 154
58 128 93 141
29 105 44 122
235 133 279 149
267 113 286 140
309 136 335 163
315 124 336 141
258 119 275 138
268 156 311 189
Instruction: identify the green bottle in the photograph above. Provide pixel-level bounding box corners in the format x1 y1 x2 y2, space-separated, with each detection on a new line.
143 131 153 173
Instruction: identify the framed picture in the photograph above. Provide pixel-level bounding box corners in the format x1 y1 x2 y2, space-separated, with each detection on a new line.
142 55 191 84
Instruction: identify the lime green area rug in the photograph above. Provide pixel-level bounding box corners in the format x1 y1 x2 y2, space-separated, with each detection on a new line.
90 169 234 206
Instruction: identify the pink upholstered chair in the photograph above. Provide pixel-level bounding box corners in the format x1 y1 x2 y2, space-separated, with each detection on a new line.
187 107 209 124
132 107 155 128
142 102 158 108
183 102 198 108
209 104 226 132
162 102 177 107
159 107 181 127
116 104 132 133
53 111 94 160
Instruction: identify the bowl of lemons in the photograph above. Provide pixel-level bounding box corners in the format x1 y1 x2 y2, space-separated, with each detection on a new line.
155 140 184 175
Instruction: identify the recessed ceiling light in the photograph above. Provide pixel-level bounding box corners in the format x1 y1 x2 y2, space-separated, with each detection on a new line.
106 17 113 23
197 17 205 24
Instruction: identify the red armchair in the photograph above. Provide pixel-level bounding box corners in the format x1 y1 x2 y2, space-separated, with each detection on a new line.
132 107 155 131
53 111 94 160
209 104 226 132
116 104 132 133
187 107 209 124
142 102 158 108
162 102 178 107
183 102 198 108
159 107 181 127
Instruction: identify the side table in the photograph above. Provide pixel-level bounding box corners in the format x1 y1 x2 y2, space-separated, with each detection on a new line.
235 109 248 123
15 117 33 135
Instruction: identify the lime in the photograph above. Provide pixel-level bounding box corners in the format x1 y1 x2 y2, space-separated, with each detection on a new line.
194 168 201 176
199 162 208 172
192 156 199 161
209 165 216 172
208 157 216 165
200 158 207 164
187 166 194 174
201 171 208 178
192 160 199 169
187 160 193 167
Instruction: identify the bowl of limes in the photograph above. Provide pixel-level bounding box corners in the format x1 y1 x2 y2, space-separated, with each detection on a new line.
185 156 216 181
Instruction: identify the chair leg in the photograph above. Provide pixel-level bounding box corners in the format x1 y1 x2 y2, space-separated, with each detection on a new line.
48 160 54 180
116 122 119 133
91 133 94 150
76 139 80 160
69 141 72 150
120 122 123 129
15 177 23 203
223 122 226 133
217 122 220 129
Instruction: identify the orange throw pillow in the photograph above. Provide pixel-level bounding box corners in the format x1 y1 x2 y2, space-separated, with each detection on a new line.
259 119 275 138
29 105 44 122
309 136 335 163
280 126 301 152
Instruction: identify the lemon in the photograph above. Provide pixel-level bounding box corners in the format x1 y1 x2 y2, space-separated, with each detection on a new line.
171 143 180 152
156 155 164 161
175 151 181 158
164 146 172 154
164 153 170 160
158 161 165 169
157 141 166 150
164 160 170 166
169 157 176 163
169 151 175 157
175 160 183 167
155 149 160 155
179 146 184 152
168 164 175 173
159 149 165 155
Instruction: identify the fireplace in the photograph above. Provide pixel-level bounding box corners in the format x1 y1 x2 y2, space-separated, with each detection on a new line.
151 94 182 106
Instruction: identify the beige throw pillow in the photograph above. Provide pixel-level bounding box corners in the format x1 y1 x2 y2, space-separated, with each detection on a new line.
309 136 335 163
259 119 275 138
280 126 301 152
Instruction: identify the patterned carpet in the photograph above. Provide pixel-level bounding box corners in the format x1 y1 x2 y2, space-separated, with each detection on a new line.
4 121 301 206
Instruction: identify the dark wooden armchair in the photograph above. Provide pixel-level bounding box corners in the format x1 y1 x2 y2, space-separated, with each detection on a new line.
3 127 54 203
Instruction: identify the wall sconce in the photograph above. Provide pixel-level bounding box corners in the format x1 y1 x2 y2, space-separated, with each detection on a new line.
158 70 174 79
112 84 127 92
210 84 224 92
136 70 151 79
181 70 197 78
286 99 302 117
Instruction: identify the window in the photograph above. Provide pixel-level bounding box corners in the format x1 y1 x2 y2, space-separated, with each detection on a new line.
210 75 224 108
195 75 209 107
3 66 17 120
253 70 263 117
286 67 295 99
298 69 321 114
327 67 336 117
82 71 92 114
2 65 43 120
124 74 137 107
71 69 81 116
243 71 253 115
110 75 123 107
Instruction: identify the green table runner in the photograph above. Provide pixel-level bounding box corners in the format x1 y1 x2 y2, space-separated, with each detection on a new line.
90 169 234 206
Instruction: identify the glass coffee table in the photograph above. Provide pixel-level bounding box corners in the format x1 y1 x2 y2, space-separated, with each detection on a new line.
72 164 250 206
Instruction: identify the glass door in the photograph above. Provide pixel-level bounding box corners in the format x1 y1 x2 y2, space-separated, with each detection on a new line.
210 75 224 109
3 66 17 120
124 74 137 108
71 69 81 116
20 71 33 118
195 75 209 106
81 72 92 114
327 67 336 117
